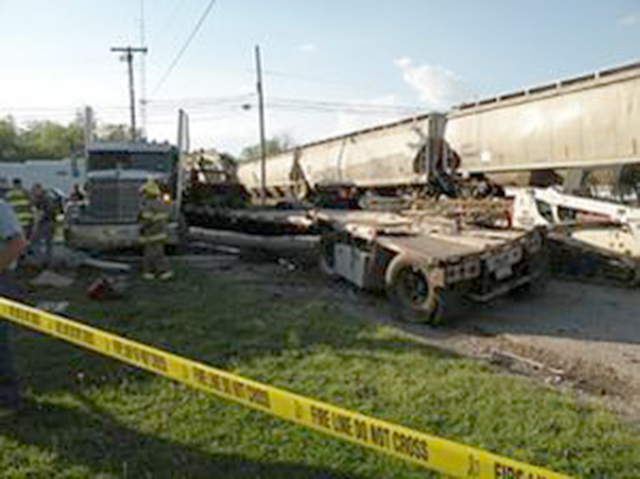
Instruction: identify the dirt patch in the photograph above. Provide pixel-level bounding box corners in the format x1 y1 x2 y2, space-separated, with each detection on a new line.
498 337 636 398
180 253 640 415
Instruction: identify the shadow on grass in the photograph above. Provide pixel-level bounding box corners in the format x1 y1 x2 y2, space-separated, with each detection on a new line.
17 262 458 392
1 398 362 479
12 327 149 396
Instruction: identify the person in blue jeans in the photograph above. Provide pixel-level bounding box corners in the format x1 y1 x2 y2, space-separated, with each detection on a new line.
0 199 28 417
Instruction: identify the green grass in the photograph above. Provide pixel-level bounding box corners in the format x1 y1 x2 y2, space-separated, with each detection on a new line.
0 261 639 478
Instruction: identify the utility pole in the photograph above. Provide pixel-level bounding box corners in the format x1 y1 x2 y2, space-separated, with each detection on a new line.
255 45 267 206
75 105 94 178
176 109 190 213
83 106 94 155
111 46 148 142
139 0 148 139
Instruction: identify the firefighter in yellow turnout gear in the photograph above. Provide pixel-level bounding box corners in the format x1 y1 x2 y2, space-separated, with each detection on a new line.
5 179 34 239
138 178 174 281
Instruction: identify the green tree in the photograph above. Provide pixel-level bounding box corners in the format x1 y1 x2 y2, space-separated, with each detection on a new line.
0 115 159 161
96 123 141 142
239 134 294 162
21 120 84 159
0 117 22 160
0 116 86 160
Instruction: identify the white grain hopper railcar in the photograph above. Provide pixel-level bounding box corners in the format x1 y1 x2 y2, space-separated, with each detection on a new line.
446 62 640 190
237 114 446 204
238 62 640 202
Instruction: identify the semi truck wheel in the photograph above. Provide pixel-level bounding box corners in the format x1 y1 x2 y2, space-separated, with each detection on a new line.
385 255 445 325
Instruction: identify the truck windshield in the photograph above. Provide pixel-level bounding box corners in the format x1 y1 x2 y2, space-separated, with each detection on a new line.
88 152 174 173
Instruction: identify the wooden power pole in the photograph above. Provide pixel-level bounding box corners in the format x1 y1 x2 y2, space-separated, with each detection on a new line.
255 45 267 206
138 0 148 139
111 46 148 142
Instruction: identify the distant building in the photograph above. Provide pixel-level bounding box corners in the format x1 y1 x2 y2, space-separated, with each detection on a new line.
0 158 86 196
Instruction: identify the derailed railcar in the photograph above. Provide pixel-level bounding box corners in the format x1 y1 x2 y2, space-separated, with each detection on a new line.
237 114 450 204
446 62 640 189
238 62 640 204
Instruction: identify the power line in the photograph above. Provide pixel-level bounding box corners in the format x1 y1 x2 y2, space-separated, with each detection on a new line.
0 95 248 119
148 94 421 114
269 106 419 116
152 0 218 95
1 103 418 121
147 111 243 125
146 93 254 107
269 96 421 109
262 69 364 88
151 0 187 47
0 93 422 127
266 97 423 115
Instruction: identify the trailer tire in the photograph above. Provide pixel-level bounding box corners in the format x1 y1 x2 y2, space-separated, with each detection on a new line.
385 255 444 325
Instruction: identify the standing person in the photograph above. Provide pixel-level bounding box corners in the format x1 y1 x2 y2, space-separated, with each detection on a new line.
30 184 55 268
138 178 174 281
5 179 34 240
0 199 27 417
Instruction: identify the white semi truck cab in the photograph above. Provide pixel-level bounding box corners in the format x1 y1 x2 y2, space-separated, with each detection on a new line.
65 141 185 250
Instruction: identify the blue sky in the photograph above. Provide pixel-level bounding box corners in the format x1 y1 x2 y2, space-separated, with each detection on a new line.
1 0 640 153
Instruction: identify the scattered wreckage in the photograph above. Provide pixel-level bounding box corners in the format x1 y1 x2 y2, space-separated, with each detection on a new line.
508 186 640 286
190 197 546 325
68 62 640 320
186 112 549 324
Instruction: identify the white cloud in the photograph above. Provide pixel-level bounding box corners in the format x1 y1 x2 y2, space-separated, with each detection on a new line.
618 14 640 27
394 57 466 107
298 43 317 53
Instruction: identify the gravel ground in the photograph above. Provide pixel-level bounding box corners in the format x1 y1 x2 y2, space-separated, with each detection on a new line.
467 280 640 403
180 252 640 415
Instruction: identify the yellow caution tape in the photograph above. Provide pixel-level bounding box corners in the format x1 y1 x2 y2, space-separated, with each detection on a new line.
0 297 571 479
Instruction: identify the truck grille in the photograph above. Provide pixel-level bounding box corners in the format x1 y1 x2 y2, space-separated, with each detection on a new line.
87 179 142 223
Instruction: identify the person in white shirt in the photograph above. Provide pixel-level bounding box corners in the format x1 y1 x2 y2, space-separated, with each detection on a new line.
0 199 28 417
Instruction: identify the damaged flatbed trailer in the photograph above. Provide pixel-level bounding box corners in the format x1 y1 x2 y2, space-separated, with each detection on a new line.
190 204 547 324
313 208 546 324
